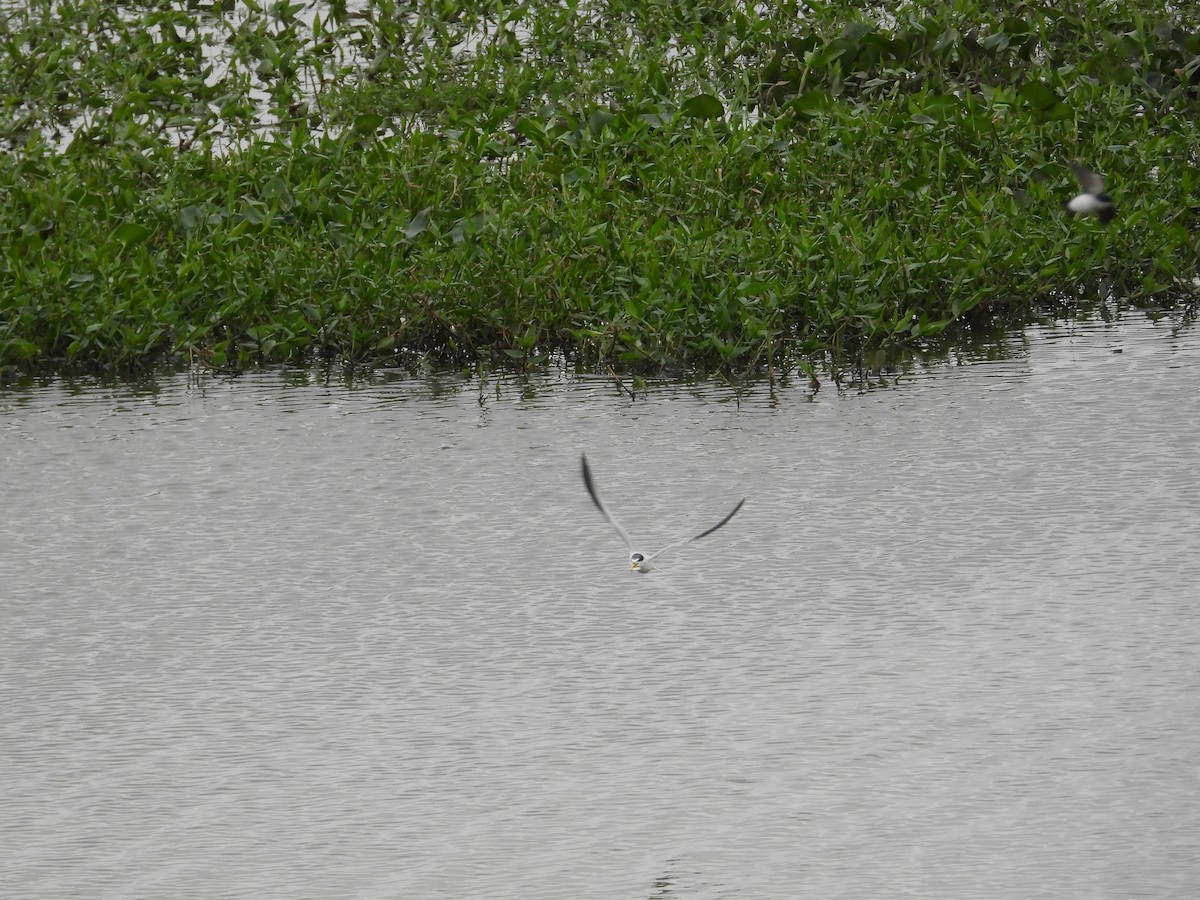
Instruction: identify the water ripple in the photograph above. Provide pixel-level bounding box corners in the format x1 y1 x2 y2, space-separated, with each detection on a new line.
2 316 1199 898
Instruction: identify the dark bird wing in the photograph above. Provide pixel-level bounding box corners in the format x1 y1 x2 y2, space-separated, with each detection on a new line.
1070 163 1105 195
581 454 635 552
647 498 746 562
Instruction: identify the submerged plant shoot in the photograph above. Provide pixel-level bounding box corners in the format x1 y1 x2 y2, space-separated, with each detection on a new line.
1 0 1198 374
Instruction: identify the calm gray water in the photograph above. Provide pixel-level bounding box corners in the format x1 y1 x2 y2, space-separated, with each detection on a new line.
2 315 1199 899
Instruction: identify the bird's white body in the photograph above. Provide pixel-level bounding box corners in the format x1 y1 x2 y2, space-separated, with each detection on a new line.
1067 193 1110 215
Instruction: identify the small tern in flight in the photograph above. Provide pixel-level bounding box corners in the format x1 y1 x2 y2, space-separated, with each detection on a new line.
581 454 745 573
1066 163 1116 224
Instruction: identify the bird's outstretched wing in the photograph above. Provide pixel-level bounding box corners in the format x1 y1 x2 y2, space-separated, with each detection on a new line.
581 455 635 552
647 497 746 562
1070 163 1105 195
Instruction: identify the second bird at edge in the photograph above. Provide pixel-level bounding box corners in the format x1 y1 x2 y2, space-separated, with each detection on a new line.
1067 163 1116 224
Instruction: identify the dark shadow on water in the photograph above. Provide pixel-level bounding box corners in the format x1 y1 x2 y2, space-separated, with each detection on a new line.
4 300 1195 400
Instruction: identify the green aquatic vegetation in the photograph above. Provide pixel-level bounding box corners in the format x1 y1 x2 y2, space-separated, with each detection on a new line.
0 0 1198 374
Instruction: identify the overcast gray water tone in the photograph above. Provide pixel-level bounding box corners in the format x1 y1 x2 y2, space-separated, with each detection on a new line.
2 314 1199 899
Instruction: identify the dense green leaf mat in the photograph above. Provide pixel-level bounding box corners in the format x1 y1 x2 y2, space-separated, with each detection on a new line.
2 0 1197 373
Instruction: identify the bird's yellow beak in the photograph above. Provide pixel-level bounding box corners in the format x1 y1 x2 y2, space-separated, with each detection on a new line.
630 562 639 570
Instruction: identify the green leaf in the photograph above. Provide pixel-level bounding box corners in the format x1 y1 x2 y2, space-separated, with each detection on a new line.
637 110 672 128
587 109 616 135
924 94 961 112
404 207 433 239
262 175 292 205
1018 81 1059 110
1032 103 1073 123
737 280 776 296
680 94 724 119
981 32 1010 52
514 117 549 150
2 338 40 360
807 43 847 69
353 113 384 134
113 223 151 244
179 205 205 230
1003 17 1031 36
785 90 831 118
931 27 959 53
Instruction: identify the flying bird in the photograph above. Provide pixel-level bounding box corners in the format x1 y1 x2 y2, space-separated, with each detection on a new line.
581 454 745 573
1066 163 1116 224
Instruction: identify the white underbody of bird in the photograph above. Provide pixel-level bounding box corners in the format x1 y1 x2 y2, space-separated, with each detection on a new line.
581 454 745 573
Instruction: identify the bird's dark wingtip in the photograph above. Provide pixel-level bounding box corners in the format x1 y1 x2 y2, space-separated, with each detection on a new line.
580 454 602 509
692 496 746 542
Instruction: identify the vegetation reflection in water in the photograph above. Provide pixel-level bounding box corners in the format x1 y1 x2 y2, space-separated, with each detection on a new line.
1 0 1198 377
